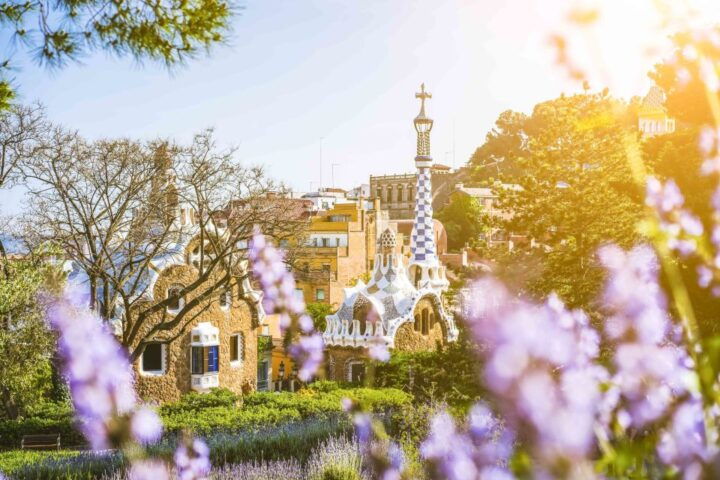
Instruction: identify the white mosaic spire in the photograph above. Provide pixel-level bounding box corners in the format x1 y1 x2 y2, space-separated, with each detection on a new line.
410 83 438 266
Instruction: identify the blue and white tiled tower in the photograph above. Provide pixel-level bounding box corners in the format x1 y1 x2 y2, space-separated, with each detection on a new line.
321 84 458 351
408 84 449 292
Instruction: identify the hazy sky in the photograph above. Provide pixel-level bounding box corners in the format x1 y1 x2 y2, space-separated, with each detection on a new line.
2 0 716 215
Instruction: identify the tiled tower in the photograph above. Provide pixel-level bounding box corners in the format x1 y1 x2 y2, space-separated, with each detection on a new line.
408 84 448 291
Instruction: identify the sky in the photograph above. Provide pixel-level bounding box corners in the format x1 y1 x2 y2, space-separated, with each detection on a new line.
2 0 718 215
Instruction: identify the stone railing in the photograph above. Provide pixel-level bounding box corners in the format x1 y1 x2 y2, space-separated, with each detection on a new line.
323 316 387 348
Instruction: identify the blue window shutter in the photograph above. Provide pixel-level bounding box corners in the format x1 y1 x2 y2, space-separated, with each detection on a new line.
208 346 219 372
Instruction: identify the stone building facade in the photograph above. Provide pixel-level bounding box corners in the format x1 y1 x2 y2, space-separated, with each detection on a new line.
294 200 387 306
128 232 262 403
369 164 452 220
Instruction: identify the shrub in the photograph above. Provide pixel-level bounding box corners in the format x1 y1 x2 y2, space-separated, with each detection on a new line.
158 388 240 416
374 331 484 408
0 416 83 449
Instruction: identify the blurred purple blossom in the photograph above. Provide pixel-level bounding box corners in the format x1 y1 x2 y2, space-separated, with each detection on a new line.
131 406 164 446
49 282 164 450
599 245 693 428
646 177 703 257
464 278 603 469
288 332 324 382
128 460 169 480
249 228 323 381
175 437 211 480
421 405 513 480
248 228 305 331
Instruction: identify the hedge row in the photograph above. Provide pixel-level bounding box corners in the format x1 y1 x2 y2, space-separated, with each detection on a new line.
0 385 409 450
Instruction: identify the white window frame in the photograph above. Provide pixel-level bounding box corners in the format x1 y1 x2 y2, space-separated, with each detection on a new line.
140 343 167 376
230 333 244 367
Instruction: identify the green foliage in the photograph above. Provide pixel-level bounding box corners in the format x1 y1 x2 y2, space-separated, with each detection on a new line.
159 387 239 414
159 387 409 436
436 193 487 251
307 302 335 331
374 331 484 409
316 465 362 480
0 414 85 449
649 28 717 126
307 380 344 392
0 248 64 419
0 387 410 451
0 0 235 102
475 92 644 310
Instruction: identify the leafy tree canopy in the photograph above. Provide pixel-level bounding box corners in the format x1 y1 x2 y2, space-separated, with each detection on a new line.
436 193 487 251
0 0 236 108
0 243 64 419
478 92 644 309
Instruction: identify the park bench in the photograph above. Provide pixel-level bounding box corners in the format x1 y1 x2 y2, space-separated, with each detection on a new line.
20 433 61 450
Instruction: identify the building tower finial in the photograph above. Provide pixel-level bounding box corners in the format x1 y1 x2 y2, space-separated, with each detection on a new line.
414 83 434 160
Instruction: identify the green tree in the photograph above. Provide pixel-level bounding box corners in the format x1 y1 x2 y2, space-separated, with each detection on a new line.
0 244 63 419
483 92 644 309
649 28 717 127
436 193 486 251
0 0 235 107
306 302 334 331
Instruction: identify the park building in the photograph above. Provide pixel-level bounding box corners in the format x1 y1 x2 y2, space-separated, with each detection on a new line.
322 84 459 383
638 86 676 138
66 163 266 403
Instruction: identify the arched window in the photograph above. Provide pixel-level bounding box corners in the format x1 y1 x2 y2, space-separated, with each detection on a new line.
167 285 184 313
429 312 435 330
421 308 429 335
219 289 230 310
397 185 404 203
414 314 421 332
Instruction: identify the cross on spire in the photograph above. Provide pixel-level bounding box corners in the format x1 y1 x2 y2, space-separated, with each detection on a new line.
415 83 432 115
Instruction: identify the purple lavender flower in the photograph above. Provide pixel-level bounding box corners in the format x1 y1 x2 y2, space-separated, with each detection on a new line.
131 406 164 445
248 228 304 332
249 228 323 381
599 245 693 428
175 437 211 480
657 400 709 475
288 332 324 382
463 278 603 468
420 411 479 480
49 282 139 450
128 460 169 480
645 177 704 257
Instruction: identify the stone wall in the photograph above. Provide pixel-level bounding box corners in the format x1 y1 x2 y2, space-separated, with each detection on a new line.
325 347 368 382
132 263 258 404
393 296 445 352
